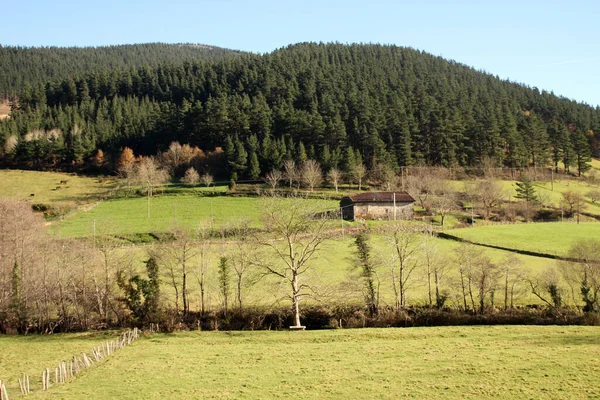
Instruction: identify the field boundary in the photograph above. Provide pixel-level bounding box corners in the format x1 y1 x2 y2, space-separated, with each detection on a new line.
0 328 140 398
438 231 600 265
437 231 559 259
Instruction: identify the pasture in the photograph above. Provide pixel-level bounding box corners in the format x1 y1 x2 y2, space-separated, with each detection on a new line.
52 194 340 238
0 326 598 399
0 169 115 209
449 222 600 257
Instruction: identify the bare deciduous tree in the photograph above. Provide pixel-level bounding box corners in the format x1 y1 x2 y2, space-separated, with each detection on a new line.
351 163 367 191
385 220 422 311
476 180 506 220
201 173 214 187
265 169 283 191
182 167 200 186
228 221 260 310
134 157 171 218
561 190 587 221
422 228 447 308
156 228 198 315
431 193 458 227
283 159 298 189
586 190 600 204
327 167 342 193
301 160 322 191
257 196 330 328
500 254 524 310
192 224 211 315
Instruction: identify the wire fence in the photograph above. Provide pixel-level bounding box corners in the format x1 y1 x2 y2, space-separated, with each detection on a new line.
0 328 141 399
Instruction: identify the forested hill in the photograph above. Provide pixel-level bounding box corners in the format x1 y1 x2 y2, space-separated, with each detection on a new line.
0 43 242 98
2 42 599 177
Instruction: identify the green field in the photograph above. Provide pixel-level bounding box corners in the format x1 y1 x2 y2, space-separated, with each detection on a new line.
0 327 598 399
449 222 600 257
113 231 553 313
52 195 340 238
0 331 119 393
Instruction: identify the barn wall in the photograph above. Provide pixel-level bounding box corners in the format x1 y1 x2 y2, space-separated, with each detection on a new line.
353 202 414 220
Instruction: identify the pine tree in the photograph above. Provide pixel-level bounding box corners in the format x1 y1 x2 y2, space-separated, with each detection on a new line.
515 174 537 204
573 130 592 176
247 150 261 180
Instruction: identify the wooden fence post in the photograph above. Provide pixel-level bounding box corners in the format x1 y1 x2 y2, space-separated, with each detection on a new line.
0 379 8 400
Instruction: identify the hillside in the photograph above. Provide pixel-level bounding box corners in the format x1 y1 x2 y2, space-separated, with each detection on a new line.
0 43 243 98
1 42 599 178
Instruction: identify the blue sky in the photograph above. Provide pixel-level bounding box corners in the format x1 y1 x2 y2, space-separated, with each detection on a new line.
2 0 599 106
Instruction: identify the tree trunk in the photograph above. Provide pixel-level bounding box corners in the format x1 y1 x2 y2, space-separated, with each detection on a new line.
237 272 243 310
291 272 301 327
427 263 433 308
504 269 509 311
460 270 468 310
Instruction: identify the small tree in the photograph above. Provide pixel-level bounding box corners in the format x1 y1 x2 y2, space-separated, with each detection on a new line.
117 147 135 172
229 222 259 310
283 159 298 189
155 228 197 315
94 149 105 168
182 167 200 186
515 174 537 203
527 268 563 309
301 160 322 191
248 151 261 180
431 193 457 227
217 257 231 316
134 157 171 218
386 220 422 311
586 190 600 204
354 232 379 316
265 169 283 191
561 190 587 221
422 228 447 308
201 173 214 187
476 180 506 220
116 255 161 322
351 163 367 191
515 174 537 220
327 167 342 193
4 134 18 155
500 254 524 310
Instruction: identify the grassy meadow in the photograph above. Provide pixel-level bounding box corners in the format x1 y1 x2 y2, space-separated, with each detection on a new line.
0 326 597 399
449 222 600 257
116 231 554 313
52 194 340 238
0 331 120 393
0 169 116 210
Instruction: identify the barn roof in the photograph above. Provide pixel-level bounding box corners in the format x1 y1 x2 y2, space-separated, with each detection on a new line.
346 192 415 203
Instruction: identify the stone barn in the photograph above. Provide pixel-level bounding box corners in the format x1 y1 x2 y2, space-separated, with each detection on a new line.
340 192 415 221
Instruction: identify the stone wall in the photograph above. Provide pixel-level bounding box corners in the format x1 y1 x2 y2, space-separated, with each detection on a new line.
353 202 413 220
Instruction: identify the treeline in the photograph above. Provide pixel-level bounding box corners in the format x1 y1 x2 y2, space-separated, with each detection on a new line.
0 43 242 98
1 197 599 334
1 43 599 176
